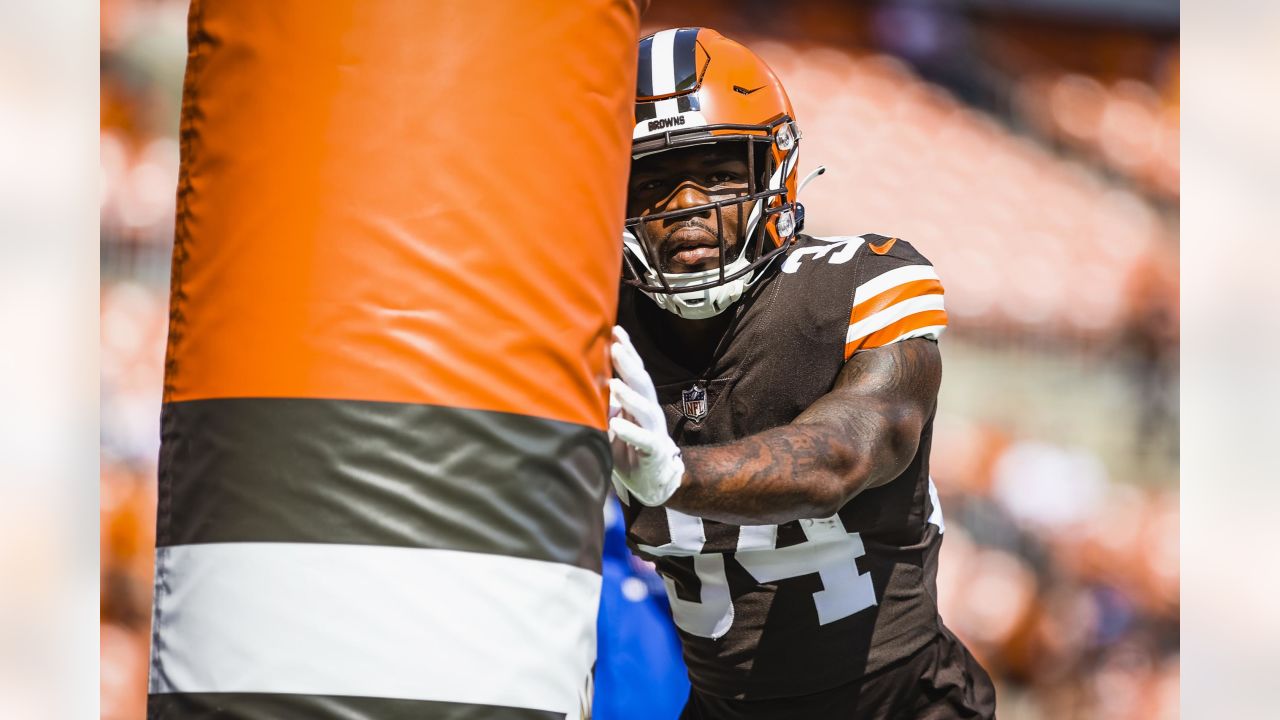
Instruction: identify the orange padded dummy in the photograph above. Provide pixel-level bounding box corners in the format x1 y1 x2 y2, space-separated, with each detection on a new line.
165 0 641 429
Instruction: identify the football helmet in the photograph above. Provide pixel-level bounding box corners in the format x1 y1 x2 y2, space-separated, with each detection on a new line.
624 28 802 319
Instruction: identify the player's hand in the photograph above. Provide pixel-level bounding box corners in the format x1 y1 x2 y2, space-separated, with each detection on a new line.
608 325 684 506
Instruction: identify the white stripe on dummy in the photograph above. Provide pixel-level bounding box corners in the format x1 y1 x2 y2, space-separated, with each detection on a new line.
149 542 601 714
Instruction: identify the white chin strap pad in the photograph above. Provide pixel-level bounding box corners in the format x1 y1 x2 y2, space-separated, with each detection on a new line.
654 276 748 319
643 248 754 319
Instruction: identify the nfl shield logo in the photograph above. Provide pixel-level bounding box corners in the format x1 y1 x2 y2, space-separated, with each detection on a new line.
681 384 708 422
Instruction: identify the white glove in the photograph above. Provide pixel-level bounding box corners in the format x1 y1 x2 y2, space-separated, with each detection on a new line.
608 325 684 507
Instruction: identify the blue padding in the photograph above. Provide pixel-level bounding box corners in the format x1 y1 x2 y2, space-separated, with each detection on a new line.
594 497 689 719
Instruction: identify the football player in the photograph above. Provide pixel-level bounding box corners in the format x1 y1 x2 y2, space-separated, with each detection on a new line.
608 27 997 719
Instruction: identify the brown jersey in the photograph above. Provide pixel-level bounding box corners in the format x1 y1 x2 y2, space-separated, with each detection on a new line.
617 233 951 700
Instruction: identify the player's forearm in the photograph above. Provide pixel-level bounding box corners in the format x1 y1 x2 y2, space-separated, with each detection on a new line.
666 424 872 525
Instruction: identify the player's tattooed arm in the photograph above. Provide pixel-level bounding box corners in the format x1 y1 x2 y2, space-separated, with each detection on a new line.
666 337 942 525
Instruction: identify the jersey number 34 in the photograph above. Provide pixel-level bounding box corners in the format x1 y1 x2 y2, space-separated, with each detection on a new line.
637 511 877 639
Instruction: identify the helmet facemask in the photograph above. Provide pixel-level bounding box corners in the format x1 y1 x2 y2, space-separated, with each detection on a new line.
623 118 800 319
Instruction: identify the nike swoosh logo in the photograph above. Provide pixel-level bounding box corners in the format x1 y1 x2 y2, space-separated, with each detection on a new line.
868 237 898 255
733 84 766 95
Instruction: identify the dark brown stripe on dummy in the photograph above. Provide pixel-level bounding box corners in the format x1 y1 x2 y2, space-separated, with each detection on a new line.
147 692 567 720
157 397 608 571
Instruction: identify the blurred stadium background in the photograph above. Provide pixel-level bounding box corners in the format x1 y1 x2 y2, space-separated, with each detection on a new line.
100 1 1177 718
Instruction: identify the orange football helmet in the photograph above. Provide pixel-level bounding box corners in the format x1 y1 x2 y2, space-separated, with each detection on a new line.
624 27 802 319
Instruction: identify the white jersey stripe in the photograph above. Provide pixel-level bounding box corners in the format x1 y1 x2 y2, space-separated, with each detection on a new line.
149 542 600 714
852 264 940 307
846 294 946 344
886 324 947 346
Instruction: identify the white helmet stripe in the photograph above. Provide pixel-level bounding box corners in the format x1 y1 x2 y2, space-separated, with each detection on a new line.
649 30 679 118
650 30 677 94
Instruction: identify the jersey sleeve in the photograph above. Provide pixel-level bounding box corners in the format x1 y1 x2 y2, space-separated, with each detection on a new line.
843 235 948 359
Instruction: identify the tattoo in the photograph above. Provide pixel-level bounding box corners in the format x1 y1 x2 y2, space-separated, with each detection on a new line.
667 338 942 525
